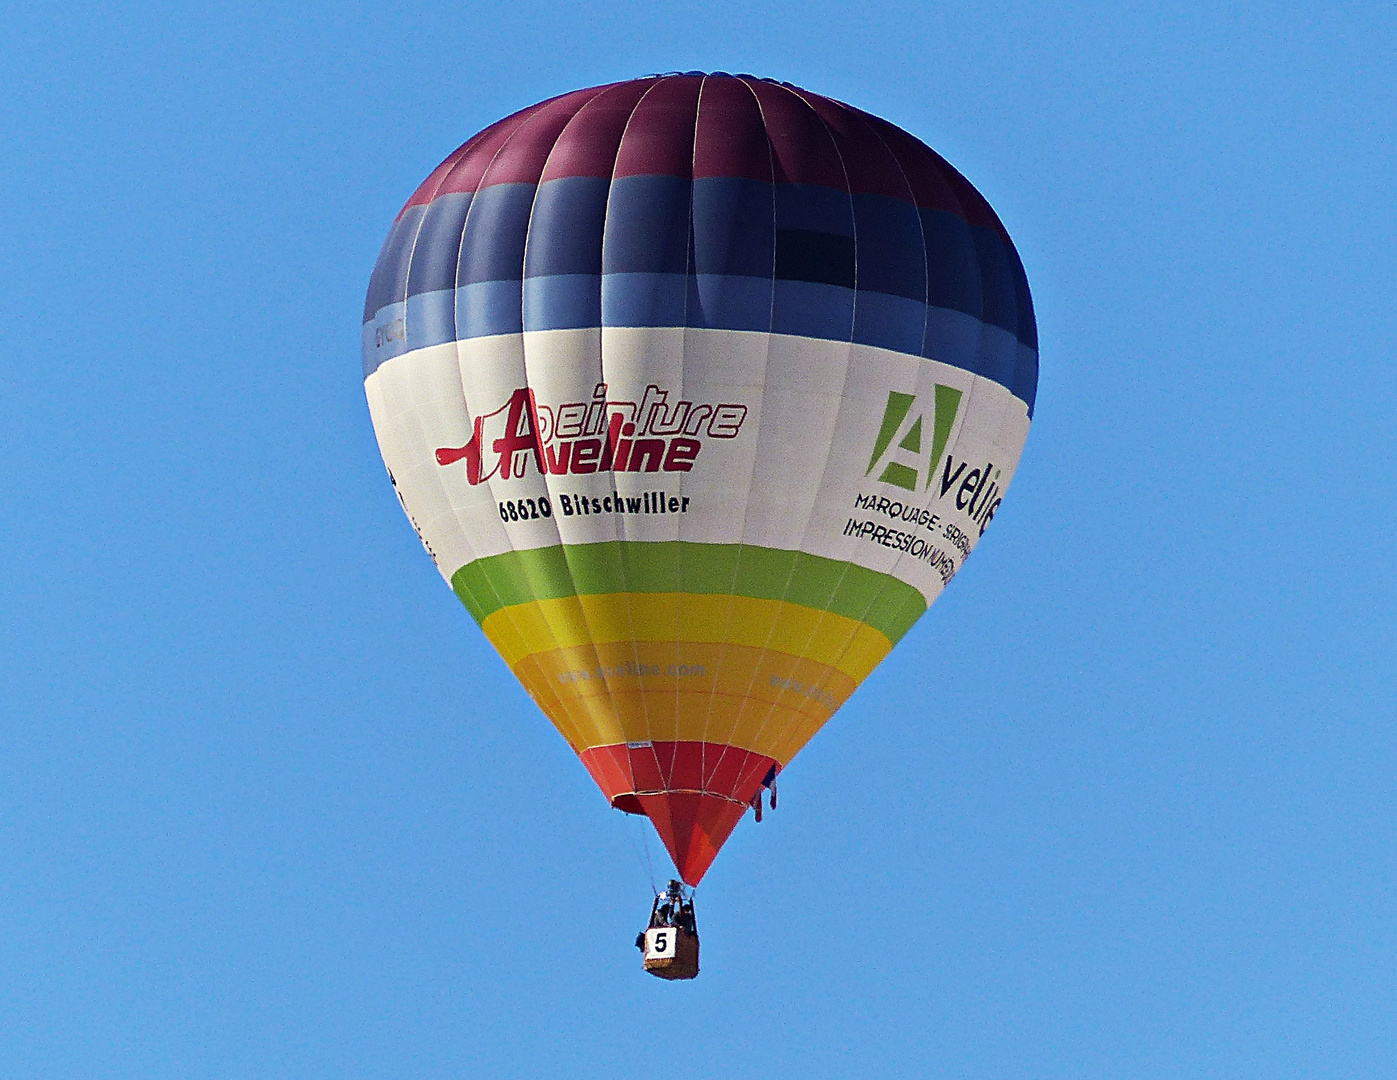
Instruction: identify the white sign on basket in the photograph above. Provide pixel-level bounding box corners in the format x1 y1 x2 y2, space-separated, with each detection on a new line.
645 927 678 960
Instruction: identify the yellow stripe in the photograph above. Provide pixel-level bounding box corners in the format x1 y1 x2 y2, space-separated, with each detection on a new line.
481 592 891 685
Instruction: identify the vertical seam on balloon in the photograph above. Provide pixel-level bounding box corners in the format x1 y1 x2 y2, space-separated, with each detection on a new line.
693 75 779 804
780 100 944 740
523 92 653 756
592 76 675 794
377 133 530 737
792 109 994 756
531 88 665 763
815 131 1028 719
850 106 932 386
833 107 1034 411
734 92 871 768
541 87 668 762
556 85 673 759
814 121 960 710
606 78 674 791
611 74 694 785
450 101 605 755
662 73 707 795
519 83 644 759
920 156 1026 553
944 162 1024 366
692 77 771 793
724 81 861 790
896 119 1033 409
927 151 997 408
368 139 487 624
447 127 566 735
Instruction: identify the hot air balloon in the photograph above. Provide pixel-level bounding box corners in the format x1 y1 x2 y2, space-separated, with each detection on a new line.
362 75 1037 911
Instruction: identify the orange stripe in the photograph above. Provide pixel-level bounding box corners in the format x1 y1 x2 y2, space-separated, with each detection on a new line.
512 639 856 764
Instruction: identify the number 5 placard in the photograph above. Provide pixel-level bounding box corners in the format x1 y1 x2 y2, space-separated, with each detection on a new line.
644 928 677 960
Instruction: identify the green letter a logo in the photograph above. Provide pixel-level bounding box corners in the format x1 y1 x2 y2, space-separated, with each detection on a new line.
865 385 963 491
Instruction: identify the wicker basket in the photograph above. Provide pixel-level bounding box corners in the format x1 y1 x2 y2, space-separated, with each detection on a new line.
642 925 700 980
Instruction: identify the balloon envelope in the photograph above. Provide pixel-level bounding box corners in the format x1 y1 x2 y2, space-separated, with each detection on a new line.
363 75 1037 884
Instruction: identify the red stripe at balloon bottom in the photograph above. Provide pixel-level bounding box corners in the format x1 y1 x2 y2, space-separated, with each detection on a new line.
578 741 779 885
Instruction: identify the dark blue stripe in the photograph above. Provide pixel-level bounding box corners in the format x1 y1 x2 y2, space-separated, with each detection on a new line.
692 178 773 279
602 175 691 276
405 192 472 299
776 229 855 289
363 205 425 320
774 183 854 236
524 177 609 278
773 184 855 296
850 194 926 303
368 180 1037 349
458 183 535 286
920 208 981 319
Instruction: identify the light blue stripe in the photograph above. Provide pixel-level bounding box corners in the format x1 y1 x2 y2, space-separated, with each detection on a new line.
601 271 688 327
523 274 601 332
853 291 924 355
922 306 1025 394
362 290 460 376
688 274 771 332
772 280 854 341
363 274 1036 412
363 299 407 375
920 307 983 370
406 289 457 354
455 279 522 340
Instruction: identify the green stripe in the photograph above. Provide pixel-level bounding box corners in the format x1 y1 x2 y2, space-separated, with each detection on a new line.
450 541 928 643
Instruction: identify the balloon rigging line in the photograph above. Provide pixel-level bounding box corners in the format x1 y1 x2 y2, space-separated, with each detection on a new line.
621 810 658 895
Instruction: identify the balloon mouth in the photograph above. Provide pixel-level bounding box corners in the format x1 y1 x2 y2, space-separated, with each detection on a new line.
585 741 779 885
612 794 645 815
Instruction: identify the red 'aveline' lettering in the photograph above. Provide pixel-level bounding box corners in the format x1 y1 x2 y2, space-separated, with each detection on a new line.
435 418 483 483
434 384 747 484
492 389 540 480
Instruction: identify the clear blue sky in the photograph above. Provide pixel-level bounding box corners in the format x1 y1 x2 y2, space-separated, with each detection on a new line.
3 2 1394 1077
